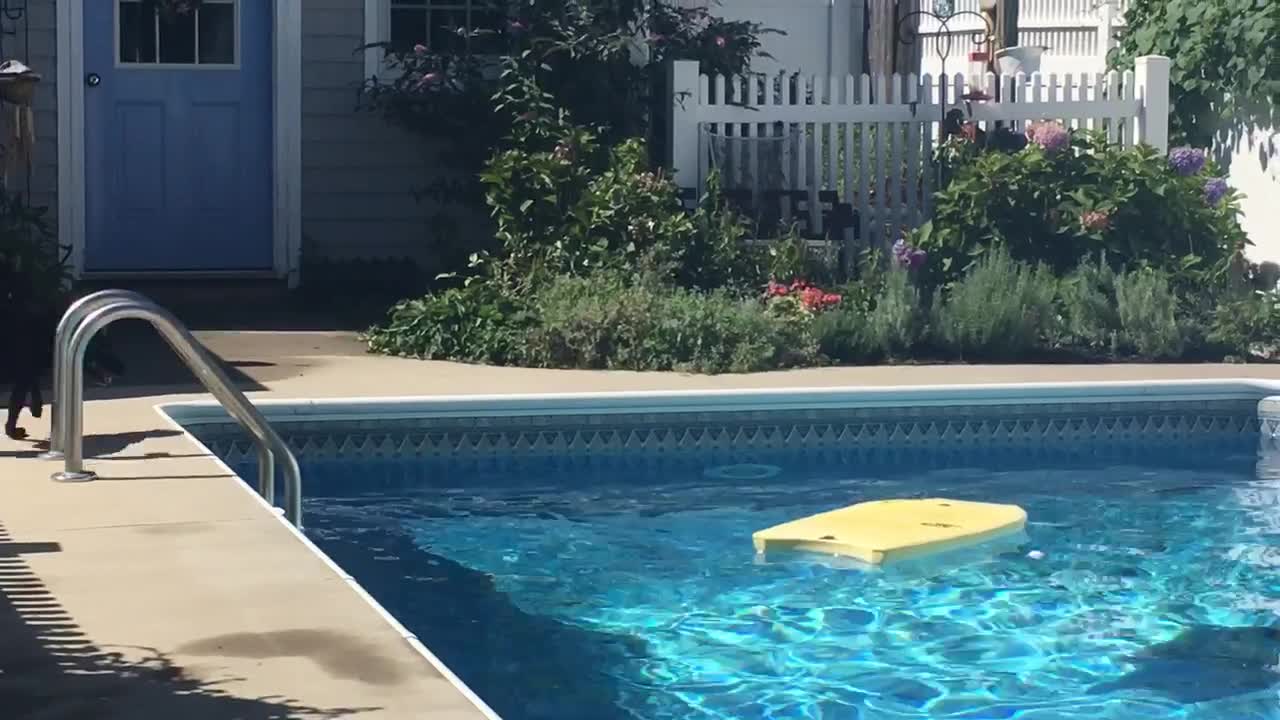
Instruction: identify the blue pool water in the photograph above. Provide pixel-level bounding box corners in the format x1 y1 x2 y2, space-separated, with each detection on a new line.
255 446 1280 719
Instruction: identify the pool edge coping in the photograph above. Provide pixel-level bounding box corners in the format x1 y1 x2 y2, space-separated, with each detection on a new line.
161 378 1280 426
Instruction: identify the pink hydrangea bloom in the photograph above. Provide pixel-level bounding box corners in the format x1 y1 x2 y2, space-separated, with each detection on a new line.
414 71 443 89
1081 210 1111 232
1026 121 1070 153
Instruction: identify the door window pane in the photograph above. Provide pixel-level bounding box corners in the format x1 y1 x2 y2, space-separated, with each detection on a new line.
428 9 466 54
158 10 196 63
119 1 157 63
198 2 236 64
119 0 237 65
390 7 425 51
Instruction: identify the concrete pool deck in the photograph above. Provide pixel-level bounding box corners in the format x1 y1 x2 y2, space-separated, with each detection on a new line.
4 329 1280 718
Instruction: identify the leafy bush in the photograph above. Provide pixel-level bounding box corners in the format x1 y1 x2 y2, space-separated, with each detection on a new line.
811 308 868 363
480 105 764 291
0 191 65 316
526 274 817 373
359 0 771 208
870 270 926 358
365 281 533 364
1112 0 1279 147
1207 291 1280 359
814 268 924 363
933 249 1058 360
1058 256 1121 353
913 130 1247 288
1113 268 1186 359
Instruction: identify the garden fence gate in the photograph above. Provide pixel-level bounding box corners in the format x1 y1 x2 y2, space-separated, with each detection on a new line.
666 54 1171 263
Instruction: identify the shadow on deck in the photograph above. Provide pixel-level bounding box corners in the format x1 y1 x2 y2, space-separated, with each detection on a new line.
0 520 375 719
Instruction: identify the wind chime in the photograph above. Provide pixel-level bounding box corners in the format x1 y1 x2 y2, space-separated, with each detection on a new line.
0 58 38 188
0 0 33 191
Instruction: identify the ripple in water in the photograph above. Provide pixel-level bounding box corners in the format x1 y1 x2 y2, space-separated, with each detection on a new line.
301 455 1280 720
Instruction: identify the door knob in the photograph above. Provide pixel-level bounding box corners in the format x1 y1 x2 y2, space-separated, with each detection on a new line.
86 73 101 87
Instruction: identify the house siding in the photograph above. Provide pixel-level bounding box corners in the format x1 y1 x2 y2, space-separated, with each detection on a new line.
20 0 57 215
303 0 449 266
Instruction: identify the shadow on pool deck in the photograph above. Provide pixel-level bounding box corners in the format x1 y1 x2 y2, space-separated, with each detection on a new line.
0 521 378 719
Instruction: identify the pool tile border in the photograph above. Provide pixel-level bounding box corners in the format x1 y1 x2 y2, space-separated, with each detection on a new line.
189 398 1261 463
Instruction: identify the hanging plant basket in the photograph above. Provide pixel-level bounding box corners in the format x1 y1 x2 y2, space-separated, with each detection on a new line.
0 60 40 106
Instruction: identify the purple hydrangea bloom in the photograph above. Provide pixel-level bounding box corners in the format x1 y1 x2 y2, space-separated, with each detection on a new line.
892 238 927 269
1026 121 1070 153
1203 177 1229 206
1168 146 1206 176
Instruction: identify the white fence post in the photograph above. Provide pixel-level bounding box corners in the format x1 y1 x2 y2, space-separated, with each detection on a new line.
1134 55 1171 153
667 60 701 190
1096 0 1117 66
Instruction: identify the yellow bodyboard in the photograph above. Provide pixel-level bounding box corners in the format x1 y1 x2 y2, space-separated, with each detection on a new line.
752 498 1027 565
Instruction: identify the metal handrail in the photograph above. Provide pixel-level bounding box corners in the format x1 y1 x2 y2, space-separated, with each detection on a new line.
41 288 151 460
48 297 303 528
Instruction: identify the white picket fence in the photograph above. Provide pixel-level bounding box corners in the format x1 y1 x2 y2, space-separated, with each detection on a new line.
666 55 1171 250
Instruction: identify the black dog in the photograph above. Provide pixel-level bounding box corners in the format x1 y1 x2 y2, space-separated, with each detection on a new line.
2 290 126 441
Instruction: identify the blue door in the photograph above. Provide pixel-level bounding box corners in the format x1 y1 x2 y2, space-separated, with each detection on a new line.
83 0 273 272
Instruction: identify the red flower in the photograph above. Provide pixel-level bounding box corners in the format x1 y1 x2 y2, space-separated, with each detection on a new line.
714 36 727 48
799 286 828 310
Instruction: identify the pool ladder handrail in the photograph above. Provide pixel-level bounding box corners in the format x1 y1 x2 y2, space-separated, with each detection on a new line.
43 290 303 528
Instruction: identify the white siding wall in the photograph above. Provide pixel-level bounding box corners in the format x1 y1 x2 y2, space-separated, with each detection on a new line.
302 0 443 264
17 0 57 213
680 0 865 77
1228 128 1280 267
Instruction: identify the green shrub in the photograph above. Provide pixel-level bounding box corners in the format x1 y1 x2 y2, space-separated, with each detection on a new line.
933 248 1058 360
481 129 764 291
0 191 65 315
1113 0 1279 147
869 269 926 359
674 172 769 291
527 274 817 373
813 268 924 363
1208 291 1280 359
912 131 1248 289
812 308 870 363
1058 256 1121 352
365 281 533 364
1113 268 1186 359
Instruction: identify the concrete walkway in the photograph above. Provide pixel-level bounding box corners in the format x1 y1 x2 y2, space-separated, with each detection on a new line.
4 329 1280 718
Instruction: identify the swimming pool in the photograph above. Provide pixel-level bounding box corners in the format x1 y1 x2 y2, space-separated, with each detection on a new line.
170 383 1280 720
